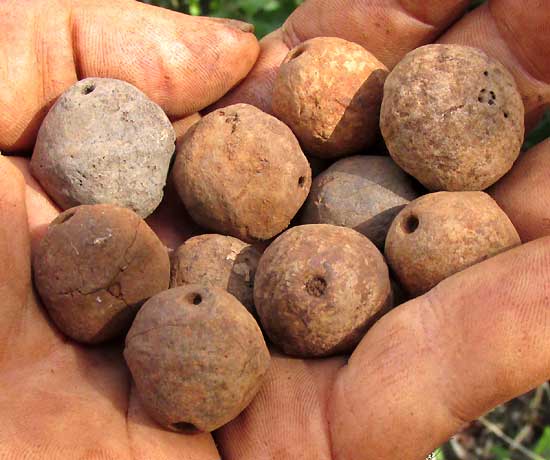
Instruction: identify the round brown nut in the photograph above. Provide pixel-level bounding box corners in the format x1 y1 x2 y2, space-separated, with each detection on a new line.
380 44 524 191
385 191 521 296
31 78 176 218
272 37 389 159
124 285 270 433
254 224 392 358
173 104 311 241
33 204 170 343
170 234 261 315
300 155 420 248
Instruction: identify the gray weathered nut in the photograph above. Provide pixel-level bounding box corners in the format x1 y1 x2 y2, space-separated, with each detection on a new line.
300 155 420 248
124 285 270 433
273 37 388 159
254 224 392 358
385 191 521 296
170 234 261 315
33 204 170 343
380 44 524 191
31 78 176 218
173 104 311 242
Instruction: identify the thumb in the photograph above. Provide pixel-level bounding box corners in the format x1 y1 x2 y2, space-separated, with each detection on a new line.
0 0 259 151
329 237 550 460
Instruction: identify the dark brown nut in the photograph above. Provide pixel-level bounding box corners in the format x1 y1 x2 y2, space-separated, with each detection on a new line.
124 285 270 433
380 44 525 191
33 204 170 344
385 191 521 296
272 37 388 159
31 78 176 218
300 155 420 248
254 224 392 358
170 234 261 315
173 103 311 242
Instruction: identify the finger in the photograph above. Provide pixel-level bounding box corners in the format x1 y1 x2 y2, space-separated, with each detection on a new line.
173 113 202 144
213 0 470 113
329 237 550 460
127 385 219 460
215 353 344 460
283 0 470 68
489 139 550 242
0 346 131 458
0 156 60 370
0 156 32 361
0 0 259 151
438 0 550 129
209 30 292 113
7 157 59 251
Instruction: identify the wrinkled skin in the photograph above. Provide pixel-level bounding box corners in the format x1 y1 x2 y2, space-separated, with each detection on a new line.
1 1 550 460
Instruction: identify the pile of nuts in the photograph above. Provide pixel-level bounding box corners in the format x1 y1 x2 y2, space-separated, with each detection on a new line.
31 40 524 432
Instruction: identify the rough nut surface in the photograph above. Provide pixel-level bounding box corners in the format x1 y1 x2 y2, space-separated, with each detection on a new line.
33 204 170 343
380 44 524 191
170 234 261 315
273 37 388 159
31 78 176 218
385 191 521 296
124 285 270 433
254 224 392 358
300 155 420 248
173 104 311 241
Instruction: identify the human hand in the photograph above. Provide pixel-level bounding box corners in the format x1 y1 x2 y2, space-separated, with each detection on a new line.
0 0 255 458
1 2 550 460
206 1 550 458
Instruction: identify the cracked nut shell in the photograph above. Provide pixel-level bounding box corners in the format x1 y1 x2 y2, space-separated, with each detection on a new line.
385 191 521 296
272 37 388 159
31 78 176 218
173 103 311 241
254 224 392 358
380 44 524 191
33 204 170 343
300 155 420 248
124 285 270 433
170 234 261 315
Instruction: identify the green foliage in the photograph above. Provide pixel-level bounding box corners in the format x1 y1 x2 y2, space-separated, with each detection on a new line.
491 444 511 460
469 0 487 9
141 0 302 37
534 426 550 457
207 0 302 38
524 110 550 151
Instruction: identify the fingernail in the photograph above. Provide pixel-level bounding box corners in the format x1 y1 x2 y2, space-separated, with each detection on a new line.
211 18 255 34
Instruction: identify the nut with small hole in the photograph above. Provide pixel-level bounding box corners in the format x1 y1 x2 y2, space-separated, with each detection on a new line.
31 77 176 218
124 285 270 433
254 224 392 358
170 234 261 316
173 104 311 242
381 44 525 191
385 192 521 296
273 37 389 159
33 204 170 344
